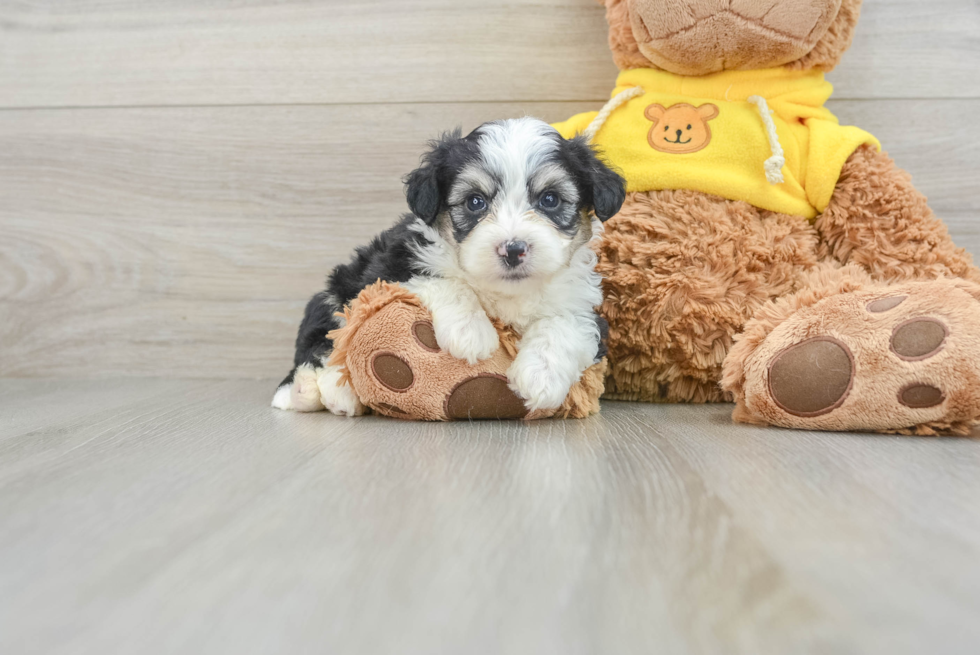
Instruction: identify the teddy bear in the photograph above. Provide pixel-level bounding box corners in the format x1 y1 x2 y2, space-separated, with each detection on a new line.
545 0 980 434
326 0 980 434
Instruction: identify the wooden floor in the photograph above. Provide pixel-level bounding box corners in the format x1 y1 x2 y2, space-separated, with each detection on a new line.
1 378 979 654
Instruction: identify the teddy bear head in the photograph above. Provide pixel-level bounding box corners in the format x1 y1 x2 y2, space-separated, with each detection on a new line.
601 0 862 76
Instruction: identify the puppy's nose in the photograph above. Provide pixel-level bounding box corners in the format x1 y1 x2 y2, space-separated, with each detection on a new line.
498 240 528 268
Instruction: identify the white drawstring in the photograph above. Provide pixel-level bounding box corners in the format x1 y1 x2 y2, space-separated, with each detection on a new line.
748 95 785 185
582 86 645 142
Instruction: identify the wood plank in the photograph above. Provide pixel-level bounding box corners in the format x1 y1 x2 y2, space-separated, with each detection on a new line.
1 100 977 379
1 379 980 653
626 401 980 653
0 0 618 108
0 378 210 441
0 0 976 109
830 0 980 99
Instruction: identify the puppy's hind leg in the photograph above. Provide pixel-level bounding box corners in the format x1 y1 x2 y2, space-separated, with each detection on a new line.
272 291 365 416
272 364 326 412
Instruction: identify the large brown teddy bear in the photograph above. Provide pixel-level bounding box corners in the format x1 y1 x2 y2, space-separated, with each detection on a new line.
548 0 980 434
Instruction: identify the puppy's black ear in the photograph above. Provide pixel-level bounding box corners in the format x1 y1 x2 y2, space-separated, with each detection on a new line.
404 128 466 225
561 136 626 222
590 156 627 222
404 164 440 224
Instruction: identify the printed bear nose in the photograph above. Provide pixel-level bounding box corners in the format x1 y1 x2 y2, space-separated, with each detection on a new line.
499 240 528 268
676 129 683 138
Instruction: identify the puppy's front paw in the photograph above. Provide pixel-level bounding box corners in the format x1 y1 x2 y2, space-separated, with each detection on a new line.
434 311 500 365
318 366 366 416
507 355 571 412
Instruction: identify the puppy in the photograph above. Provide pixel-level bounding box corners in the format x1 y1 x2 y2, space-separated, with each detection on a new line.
272 117 625 416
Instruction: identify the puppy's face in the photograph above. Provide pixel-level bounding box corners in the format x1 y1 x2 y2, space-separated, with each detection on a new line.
405 118 625 293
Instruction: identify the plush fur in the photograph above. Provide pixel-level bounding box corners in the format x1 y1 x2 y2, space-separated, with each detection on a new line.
625 0 844 75
815 145 980 285
602 0 862 74
589 0 980 434
274 117 624 419
598 189 820 403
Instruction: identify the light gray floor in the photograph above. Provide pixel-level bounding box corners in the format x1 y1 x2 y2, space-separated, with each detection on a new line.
3 379 980 654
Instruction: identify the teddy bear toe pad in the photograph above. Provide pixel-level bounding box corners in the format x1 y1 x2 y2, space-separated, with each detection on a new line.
768 337 854 417
739 280 980 434
890 318 947 361
445 375 528 420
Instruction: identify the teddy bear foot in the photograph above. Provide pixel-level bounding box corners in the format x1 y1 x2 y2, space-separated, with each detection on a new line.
326 281 606 421
727 279 980 435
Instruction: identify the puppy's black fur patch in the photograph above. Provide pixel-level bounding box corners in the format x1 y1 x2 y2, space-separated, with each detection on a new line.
553 136 626 222
405 128 482 224
282 214 432 386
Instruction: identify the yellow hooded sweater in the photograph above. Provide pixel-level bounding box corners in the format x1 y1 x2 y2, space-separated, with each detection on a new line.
553 67 880 220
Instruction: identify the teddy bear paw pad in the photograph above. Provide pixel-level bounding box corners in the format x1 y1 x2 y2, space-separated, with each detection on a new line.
898 383 945 409
371 353 415 391
768 337 853 417
890 318 947 360
736 279 980 433
444 375 528 420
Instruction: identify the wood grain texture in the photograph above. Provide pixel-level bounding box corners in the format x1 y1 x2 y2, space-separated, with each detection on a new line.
1 379 979 654
0 0 977 109
2 100 978 378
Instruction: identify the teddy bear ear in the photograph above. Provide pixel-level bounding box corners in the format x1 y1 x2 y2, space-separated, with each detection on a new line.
697 103 720 121
644 104 666 123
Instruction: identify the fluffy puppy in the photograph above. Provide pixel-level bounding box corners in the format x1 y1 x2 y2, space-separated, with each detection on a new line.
272 117 625 416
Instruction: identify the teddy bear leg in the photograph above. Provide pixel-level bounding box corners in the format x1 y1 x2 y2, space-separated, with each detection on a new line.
328 282 606 421
722 268 980 435
817 145 980 284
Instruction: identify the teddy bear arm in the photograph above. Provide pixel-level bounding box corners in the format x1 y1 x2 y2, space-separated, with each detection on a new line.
815 145 980 285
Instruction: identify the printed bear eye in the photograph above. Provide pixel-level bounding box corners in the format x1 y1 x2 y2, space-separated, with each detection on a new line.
539 192 560 209
466 194 487 212
687 124 692 130
664 126 669 132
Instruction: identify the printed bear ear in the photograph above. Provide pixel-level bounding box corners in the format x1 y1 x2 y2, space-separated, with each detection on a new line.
697 103 720 121
644 104 666 123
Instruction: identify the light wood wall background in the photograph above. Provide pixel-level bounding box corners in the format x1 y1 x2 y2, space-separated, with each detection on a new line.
1 0 978 379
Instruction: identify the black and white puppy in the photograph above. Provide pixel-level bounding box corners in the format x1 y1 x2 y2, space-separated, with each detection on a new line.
272 117 625 415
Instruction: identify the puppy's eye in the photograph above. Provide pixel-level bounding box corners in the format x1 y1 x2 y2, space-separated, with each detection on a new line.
539 192 560 210
466 194 487 212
